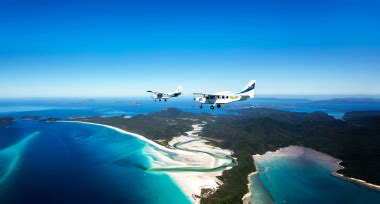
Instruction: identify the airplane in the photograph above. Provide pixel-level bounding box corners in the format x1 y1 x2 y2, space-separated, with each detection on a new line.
147 86 182 102
193 80 256 109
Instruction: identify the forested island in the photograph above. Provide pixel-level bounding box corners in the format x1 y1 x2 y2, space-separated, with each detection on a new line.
0 117 14 127
70 108 380 203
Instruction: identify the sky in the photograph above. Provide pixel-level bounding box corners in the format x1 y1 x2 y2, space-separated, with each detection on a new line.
0 0 379 97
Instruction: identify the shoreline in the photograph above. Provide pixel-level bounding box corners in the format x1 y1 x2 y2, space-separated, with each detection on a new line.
62 121 235 204
166 124 236 203
333 161 380 192
243 146 380 204
60 121 178 153
242 158 259 204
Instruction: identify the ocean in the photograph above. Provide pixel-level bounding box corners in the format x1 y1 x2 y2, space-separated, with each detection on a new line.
0 120 190 203
1 97 380 203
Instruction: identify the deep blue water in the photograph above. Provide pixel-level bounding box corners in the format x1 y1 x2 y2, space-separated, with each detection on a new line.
1 97 380 204
0 121 190 204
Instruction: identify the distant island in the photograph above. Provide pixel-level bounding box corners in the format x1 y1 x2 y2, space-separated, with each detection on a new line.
68 108 380 203
312 98 380 105
21 115 42 120
40 118 62 122
0 117 14 127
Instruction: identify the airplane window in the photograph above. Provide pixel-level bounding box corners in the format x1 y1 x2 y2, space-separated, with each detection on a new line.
226 96 229 99
222 96 225 99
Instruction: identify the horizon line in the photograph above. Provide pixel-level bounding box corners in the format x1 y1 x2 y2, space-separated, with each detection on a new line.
1 94 380 100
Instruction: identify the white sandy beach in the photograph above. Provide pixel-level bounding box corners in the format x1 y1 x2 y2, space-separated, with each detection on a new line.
145 124 235 203
63 121 235 204
243 146 380 204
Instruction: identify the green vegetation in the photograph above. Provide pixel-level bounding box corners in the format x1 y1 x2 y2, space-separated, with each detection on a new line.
343 111 380 126
72 108 380 204
73 108 210 146
201 108 380 203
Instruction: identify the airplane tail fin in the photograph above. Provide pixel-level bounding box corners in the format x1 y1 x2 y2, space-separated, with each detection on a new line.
236 80 256 98
175 85 182 93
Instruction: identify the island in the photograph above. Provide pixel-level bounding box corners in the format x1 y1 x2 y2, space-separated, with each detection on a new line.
21 115 42 120
40 118 62 122
0 117 15 127
69 108 380 203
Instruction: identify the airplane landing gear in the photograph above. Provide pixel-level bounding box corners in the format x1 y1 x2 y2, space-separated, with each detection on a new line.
217 104 221 108
200 105 203 109
210 105 215 110
159 99 162 102
164 99 167 102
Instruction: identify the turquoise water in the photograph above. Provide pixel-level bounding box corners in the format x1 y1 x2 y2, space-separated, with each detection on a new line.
0 121 190 204
251 147 380 204
2 99 380 203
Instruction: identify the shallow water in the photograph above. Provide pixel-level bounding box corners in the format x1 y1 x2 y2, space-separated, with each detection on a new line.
0 121 190 204
250 147 380 204
2 99 380 203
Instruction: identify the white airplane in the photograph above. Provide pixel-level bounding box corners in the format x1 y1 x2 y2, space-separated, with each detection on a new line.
147 86 182 102
193 80 256 109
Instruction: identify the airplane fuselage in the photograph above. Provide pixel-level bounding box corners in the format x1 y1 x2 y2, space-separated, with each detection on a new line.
195 94 248 104
148 85 182 102
152 92 181 100
193 80 256 109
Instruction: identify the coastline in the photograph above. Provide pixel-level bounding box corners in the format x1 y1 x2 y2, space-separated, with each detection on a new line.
165 124 236 203
242 159 259 204
243 146 380 204
60 121 178 153
62 121 235 204
333 161 380 192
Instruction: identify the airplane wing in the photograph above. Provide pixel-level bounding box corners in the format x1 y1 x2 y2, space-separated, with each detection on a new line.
194 92 230 96
147 91 161 94
193 93 217 96
214 91 232 95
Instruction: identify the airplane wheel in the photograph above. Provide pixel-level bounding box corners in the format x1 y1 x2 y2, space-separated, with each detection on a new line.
159 99 161 102
164 99 167 102
210 105 215 110
200 105 203 109
217 104 221 108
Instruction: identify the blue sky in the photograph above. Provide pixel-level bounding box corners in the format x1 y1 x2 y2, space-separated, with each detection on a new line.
0 0 379 97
